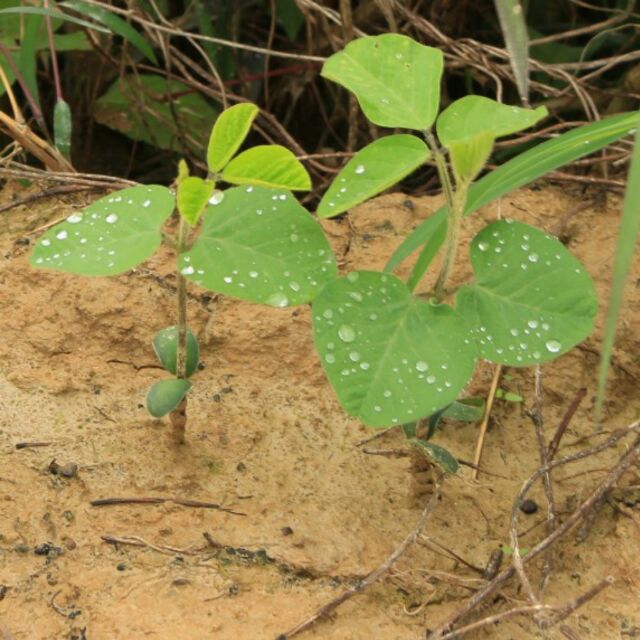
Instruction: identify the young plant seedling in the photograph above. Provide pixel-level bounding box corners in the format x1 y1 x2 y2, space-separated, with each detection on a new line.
30 102 337 443
311 33 639 473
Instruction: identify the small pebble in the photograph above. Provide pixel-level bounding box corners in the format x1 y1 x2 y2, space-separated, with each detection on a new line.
34 543 52 556
281 526 294 537
14 543 29 554
116 562 127 571
520 499 539 514
172 578 190 587
236 462 246 472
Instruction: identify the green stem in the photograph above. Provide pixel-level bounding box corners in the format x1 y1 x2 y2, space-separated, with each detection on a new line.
424 132 468 299
175 216 189 380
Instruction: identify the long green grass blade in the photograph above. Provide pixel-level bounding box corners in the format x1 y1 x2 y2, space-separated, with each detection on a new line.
386 111 640 276
0 6 110 32
61 1 158 64
494 0 529 104
595 123 640 419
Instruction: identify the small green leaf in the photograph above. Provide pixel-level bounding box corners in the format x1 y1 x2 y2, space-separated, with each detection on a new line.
457 220 598 366
146 379 191 418
207 103 259 172
322 34 443 130
495 0 530 103
411 439 459 474
437 96 547 147
54 98 72 160
317 134 430 218
30 185 175 276
449 132 494 184
312 271 476 427
443 398 486 421
495 389 523 403
180 186 336 306
152 326 200 378
61 0 158 64
222 145 311 191
177 176 213 226
0 5 110 32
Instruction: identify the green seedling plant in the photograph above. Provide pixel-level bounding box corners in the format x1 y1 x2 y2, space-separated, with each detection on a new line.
310 33 639 473
30 102 337 443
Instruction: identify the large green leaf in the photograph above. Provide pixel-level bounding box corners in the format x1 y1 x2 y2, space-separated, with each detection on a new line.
437 96 547 147
30 185 175 276
457 220 597 366
207 103 259 172
222 145 311 191
61 0 158 64
317 135 430 218
322 34 443 131
177 176 213 226
152 326 200 378
386 111 640 274
312 271 476 427
179 186 336 307
146 379 191 418
95 75 217 153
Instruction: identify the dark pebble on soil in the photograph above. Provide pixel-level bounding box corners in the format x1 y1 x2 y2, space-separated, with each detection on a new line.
520 499 539 514
116 562 127 571
281 526 293 536
14 543 29 554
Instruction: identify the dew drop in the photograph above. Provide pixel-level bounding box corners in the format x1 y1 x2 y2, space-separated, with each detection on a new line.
267 292 289 307
527 320 539 329
528 253 539 263
289 281 300 292
545 340 562 353
209 191 224 205
143 199 151 208
56 230 68 240
249 271 259 278
510 328 519 337
181 266 195 275
105 213 118 224
41 238 51 246
374 406 382 413
360 362 370 370
355 164 366 175
346 272 360 283
66 213 83 224
426 375 436 384
416 361 428 372
338 325 356 343
349 351 360 362
223 276 233 283
478 241 489 252
325 353 336 364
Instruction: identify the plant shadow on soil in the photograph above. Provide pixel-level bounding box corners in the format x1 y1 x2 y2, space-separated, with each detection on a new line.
0 182 638 639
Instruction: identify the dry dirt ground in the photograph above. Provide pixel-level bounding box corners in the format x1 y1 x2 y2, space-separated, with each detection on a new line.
0 181 638 640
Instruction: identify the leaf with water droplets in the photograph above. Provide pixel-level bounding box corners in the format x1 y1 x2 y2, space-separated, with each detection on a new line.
152 326 200 378
222 145 311 191
30 185 175 276
457 220 597 366
180 186 336 306
317 134 430 218
146 379 191 418
322 34 443 130
312 271 476 428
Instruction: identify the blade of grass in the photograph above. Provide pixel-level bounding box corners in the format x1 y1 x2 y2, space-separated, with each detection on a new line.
0 6 110 32
494 0 530 104
595 122 640 420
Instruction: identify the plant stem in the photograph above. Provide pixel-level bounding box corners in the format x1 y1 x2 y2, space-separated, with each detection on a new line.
170 216 189 444
424 132 468 299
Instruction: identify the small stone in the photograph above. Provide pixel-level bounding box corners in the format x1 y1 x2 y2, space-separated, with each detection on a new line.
236 462 246 472
59 463 78 478
0 585 7 601
281 526 294 537
14 543 29 554
172 577 190 587
64 538 77 551
116 562 127 571
34 543 52 556
46 572 58 586
520 499 539 514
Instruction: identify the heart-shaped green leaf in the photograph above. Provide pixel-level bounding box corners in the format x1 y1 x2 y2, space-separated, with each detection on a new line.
146 379 191 418
322 34 443 130
207 102 259 172
411 439 459 474
152 326 200 378
180 186 336 307
317 134 430 218
177 176 213 226
457 220 597 366
30 185 175 276
312 271 476 427
222 145 311 191
437 96 547 147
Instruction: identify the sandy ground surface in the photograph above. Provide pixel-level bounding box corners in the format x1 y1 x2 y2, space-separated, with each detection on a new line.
0 181 638 640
